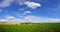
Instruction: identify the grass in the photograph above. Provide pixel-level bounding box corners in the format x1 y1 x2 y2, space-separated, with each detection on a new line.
0 23 60 32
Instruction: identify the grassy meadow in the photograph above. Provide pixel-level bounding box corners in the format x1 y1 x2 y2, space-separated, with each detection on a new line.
0 23 60 32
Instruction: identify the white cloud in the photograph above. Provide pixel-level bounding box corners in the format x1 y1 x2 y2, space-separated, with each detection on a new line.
23 16 60 23
23 16 40 23
18 1 41 9
24 1 41 9
0 0 15 8
6 16 15 19
5 16 16 22
24 11 31 14
18 2 24 5
0 0 41 9
0 19 6 22
0 15 60 23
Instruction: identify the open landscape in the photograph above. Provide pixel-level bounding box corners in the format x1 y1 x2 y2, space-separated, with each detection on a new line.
0 23 60 32
0 0 60 32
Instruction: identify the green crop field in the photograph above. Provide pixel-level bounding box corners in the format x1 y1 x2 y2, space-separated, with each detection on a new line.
0 23 60 32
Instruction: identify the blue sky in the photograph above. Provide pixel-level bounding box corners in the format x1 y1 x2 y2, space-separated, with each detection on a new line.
0 0 60 23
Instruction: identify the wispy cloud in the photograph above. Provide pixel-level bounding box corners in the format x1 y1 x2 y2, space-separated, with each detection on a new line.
0 0 60 23
0 0 15 8
23 16 60 23
6 16 15 19
23 11 31 14
0 15 60 23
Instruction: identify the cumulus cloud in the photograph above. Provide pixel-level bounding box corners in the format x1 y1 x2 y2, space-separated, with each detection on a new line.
0 0 41 9
24 1 41 9
18 1 41 9
0 0 15 8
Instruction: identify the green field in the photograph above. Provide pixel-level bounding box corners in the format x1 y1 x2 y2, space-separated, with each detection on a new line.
0 23 60 32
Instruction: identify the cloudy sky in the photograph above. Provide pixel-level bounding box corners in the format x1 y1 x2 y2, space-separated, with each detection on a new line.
0 0 60 23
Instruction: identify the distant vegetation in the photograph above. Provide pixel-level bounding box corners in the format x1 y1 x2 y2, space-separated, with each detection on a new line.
0 23 60 32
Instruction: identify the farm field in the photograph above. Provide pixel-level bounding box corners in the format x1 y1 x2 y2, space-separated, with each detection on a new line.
0 23 60 32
